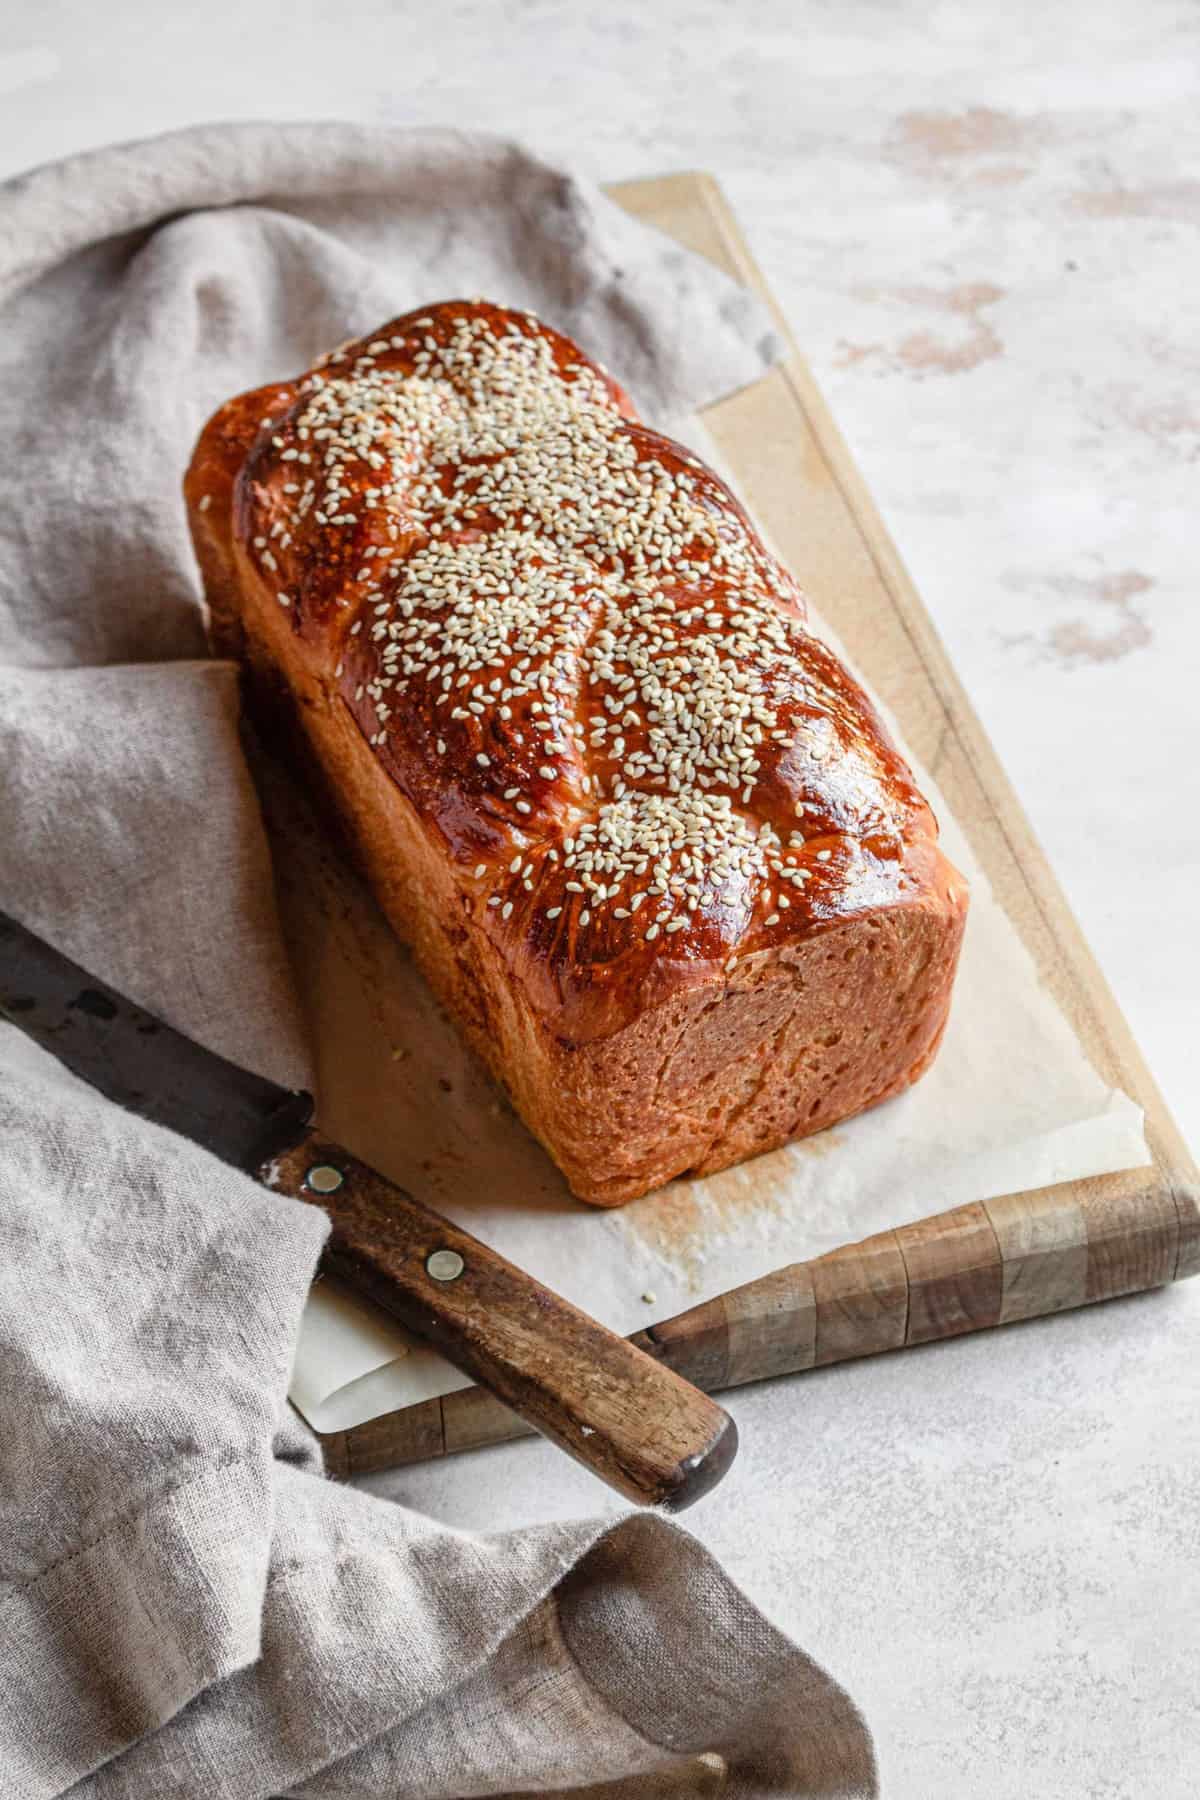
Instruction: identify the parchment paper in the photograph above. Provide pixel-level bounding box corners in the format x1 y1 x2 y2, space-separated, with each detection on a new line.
285 418 1149 1435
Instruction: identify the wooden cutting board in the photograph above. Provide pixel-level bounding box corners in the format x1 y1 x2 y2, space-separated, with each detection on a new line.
291 172 1199 1478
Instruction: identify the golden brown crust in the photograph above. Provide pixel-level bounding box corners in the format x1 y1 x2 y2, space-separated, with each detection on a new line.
185 299 967 1205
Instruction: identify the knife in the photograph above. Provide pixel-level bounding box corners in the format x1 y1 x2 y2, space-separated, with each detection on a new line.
0 908 736 1509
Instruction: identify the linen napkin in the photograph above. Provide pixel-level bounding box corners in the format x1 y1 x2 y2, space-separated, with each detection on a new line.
0 122 875 1798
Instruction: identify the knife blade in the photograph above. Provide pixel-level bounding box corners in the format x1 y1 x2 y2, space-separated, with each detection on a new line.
0 908 736 1509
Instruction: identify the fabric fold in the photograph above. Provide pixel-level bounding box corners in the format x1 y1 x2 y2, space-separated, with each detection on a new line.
1 1451 279 1797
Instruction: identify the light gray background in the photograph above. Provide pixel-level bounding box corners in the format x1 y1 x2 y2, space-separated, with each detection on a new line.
3 6 1197 1795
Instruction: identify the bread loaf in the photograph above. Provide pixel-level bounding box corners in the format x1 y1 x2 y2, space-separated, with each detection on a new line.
185 299 966 1205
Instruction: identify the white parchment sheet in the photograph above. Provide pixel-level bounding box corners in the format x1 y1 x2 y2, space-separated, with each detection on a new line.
283 419 1149 1434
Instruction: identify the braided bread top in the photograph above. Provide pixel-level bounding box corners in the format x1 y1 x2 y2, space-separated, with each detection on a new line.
193 300 944 1038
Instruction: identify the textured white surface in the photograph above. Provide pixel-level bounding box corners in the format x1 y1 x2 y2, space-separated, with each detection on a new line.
4 4 1197 1793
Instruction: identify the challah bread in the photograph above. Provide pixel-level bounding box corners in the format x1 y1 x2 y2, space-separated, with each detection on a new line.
185 299 966 1205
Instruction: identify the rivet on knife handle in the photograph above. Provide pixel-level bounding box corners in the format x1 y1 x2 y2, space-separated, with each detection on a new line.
267 1129 738 1509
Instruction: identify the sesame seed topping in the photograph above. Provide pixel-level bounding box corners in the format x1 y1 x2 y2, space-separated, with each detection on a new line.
252 302 904 955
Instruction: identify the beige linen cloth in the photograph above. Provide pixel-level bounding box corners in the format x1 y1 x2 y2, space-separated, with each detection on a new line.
0 124 876 1798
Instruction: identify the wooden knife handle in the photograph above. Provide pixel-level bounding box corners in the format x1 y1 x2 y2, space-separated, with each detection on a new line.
318 1168 1200 1478
265 1129 736 1509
